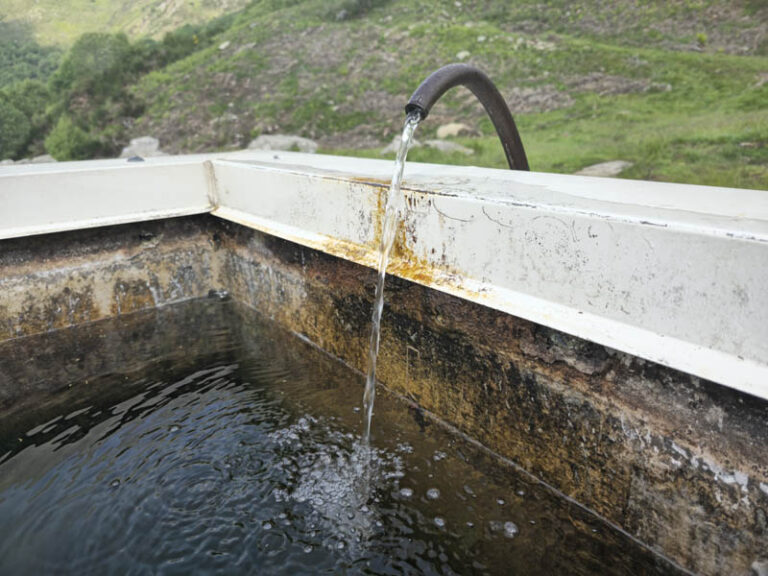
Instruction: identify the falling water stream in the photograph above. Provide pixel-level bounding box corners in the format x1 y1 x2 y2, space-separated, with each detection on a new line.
363 112 421 442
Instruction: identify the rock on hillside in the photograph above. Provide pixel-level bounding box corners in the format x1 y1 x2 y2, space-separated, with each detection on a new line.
575 161 633 177
248 134 318 153
120 136 167 158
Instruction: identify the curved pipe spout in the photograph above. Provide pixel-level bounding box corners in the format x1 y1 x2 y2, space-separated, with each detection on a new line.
406 64 529 171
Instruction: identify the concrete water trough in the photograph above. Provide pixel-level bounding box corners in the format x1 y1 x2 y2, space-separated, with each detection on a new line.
1 152 767 574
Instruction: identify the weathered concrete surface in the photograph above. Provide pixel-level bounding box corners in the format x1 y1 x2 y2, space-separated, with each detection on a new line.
0 217 223 341
217 223 768 576
0 216 766 574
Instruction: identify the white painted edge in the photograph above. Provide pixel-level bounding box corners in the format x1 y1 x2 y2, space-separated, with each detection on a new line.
0 160 213 240
2 151 767 400
0 206 211 242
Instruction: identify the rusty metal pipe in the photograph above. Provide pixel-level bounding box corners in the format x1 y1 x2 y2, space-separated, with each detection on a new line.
405 63 529 171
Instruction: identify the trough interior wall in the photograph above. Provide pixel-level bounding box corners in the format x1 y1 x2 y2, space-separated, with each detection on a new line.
0 215 766 576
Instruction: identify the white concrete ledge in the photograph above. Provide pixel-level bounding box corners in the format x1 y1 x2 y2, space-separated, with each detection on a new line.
2 151 767 400
0 158 214 240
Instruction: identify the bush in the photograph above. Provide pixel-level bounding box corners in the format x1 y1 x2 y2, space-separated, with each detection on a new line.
156 13 237 65
3 80 51 153
0 21 61 88
0 98 31 159
49 33 133 100
329 0 391 20
3 79 49 120
44 115 101 160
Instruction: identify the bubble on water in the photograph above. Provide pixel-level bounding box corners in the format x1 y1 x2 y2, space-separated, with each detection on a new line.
336 541 346 550
427 488 440 500
352 407 361 413
434 516 446 528
262 521 273 530
274 489 288 502
396 442 413 454
464 485 476 497
399 488 414 498
433 451 447 461
303 545 313 553
516 490 525 496
504 521 519 538
466 521 474 528
266 419 405 557
110 479 120 489
278 512 287 519
497 498 505 506
169 425 180 432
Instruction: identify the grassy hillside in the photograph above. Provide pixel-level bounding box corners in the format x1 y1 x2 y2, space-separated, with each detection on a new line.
2 0 766 189
0 0 249 46
129 0 768 189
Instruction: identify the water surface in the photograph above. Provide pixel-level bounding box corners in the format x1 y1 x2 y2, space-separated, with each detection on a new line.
0 299 684 575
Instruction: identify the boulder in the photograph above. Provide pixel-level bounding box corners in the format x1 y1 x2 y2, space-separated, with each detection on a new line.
752 559 768 576
380 135 422 155
436 122 474 139
575 160 633 178
248 134 318 153
424 140 473 155
16 154 57 164
29 154 57 164
119 136 166 158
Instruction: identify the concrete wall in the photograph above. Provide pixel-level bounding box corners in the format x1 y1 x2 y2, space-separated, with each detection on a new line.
0 216 765 574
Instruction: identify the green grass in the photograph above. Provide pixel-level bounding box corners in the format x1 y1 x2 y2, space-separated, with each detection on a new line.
329 105 767 190
321 32 768 189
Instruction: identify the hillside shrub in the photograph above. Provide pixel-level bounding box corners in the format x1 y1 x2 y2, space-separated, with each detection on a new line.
49 33 133 99
329 0 391 20
0 98 31 159
44 115 101 160
0 21 61 88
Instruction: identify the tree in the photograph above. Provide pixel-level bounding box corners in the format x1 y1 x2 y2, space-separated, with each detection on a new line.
47 33 139 157
0 97 31 159
49 33 133 100
44 115 100 160
0 20 61 88
2 79 51 156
